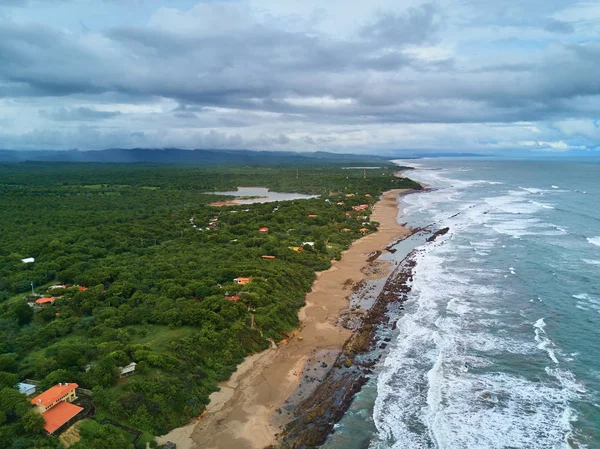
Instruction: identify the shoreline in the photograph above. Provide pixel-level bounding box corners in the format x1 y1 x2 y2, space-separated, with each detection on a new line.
157 188 413 449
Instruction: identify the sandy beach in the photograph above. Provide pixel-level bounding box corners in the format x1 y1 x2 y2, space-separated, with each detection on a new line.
157 188 412 449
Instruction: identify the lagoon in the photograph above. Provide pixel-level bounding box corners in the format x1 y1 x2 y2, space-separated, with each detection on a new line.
207 187 319 204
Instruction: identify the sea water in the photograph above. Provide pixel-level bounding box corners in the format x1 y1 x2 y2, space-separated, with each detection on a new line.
324 159 600 449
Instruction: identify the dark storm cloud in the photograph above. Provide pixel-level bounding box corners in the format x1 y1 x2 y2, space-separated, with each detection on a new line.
544 19 575 34
40 107 121 121
360 3 439 45
0 0 599 134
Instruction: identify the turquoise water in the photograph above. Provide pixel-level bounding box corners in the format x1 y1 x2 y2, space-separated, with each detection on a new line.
325 159 600 449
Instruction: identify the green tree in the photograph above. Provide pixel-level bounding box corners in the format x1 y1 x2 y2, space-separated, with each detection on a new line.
22 409 45 435
73 423 131 449
13 302 33 326
0 372 17 389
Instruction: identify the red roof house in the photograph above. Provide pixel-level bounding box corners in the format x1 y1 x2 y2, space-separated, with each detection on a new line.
31 383 79 410
261 255 276 259
225 295 240 302
259 227 269 232
35 297 55 305
41 401 83 434
233 277 252 285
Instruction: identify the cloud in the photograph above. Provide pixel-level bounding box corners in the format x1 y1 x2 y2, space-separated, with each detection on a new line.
543 19 575 34
0 0 598 153
360 3 439 45
40 107 121 121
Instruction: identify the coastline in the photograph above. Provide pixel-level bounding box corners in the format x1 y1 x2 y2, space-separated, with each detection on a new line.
157 188 413 449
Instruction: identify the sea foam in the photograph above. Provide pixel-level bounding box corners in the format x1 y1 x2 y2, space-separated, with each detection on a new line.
587 237 600 247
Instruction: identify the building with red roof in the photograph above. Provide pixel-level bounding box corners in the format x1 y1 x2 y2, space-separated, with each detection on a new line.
31 383 82 434
233 277 252 285
41 401 83 434
35 297 55 305
258 227 269 232
31 383 78 411
225 295 240 302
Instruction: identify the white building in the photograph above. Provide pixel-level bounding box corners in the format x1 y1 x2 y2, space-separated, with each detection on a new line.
118 362 137 377
17 382 36 396
21 257 35 264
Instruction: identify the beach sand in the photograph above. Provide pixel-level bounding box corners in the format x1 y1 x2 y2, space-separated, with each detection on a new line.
156 188 411 449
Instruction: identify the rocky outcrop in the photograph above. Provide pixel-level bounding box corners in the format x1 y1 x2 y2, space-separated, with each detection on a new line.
275 256 417 449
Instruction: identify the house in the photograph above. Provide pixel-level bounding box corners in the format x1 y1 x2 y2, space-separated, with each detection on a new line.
225 295 240 302
307 214 318 218
290 247 303 252
21 257 35 264
118 362 137 378
302 241 315 246
341 228 351 232
352 204 369 211
41 402 84 434
261 255 276 259
31 383 79 413
360 228 369 234
234 277 251 285
337 202 345 205
35 297 55 306
345 212 351 217
345 194 355 197
163 443 177 449
17 382 36 396
365 194 372 198
31 383 83 433
77 286 88 291
49 285 66 290
258 227 269 232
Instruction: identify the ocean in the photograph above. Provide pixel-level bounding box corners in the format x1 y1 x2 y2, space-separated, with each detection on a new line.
324 159 600 449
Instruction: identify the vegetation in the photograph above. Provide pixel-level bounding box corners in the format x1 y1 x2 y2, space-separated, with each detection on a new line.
0 162 420 448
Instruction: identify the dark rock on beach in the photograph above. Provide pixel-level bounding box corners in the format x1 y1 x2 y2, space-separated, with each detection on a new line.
274 254 417 449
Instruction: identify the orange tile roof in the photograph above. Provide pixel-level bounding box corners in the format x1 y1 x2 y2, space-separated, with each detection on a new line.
31 383 78 408
258 227 269 232
234 277 252 285
36 297 55 304
42 401 83 434
225 295 240 302
261 255 276 259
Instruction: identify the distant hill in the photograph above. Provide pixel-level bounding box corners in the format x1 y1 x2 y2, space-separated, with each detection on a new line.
0 148 392 165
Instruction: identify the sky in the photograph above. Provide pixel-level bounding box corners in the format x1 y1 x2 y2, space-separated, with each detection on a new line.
0 0 599 155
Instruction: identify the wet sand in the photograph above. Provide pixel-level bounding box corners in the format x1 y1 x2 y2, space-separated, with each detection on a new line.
157 189 411 449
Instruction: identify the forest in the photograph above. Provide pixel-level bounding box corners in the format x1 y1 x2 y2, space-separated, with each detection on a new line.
0 162 421 449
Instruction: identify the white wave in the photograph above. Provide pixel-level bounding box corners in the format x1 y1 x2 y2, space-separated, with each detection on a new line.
587 237 600 247
531 200 555 209
534 318 559 364
552 185 559 189
372 242 582 449
572 293 591 301
583 259 600 266
519 186 556 195
573 293 600 313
